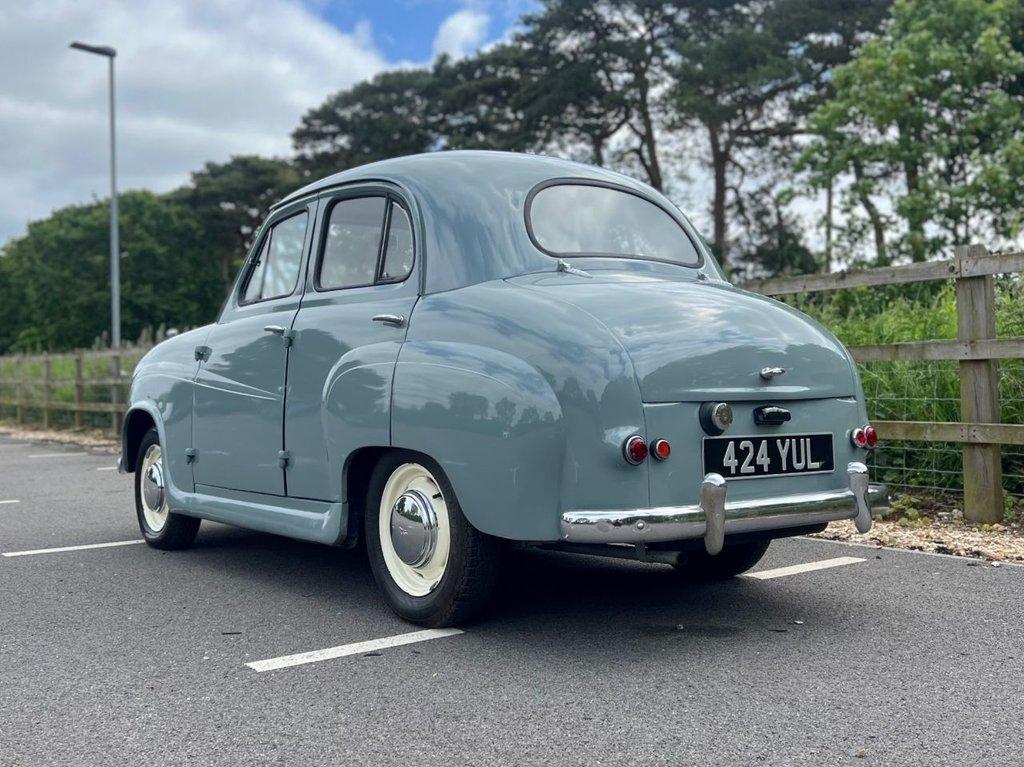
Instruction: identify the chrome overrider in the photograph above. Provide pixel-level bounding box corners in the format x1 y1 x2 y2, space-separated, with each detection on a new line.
560 462 885 555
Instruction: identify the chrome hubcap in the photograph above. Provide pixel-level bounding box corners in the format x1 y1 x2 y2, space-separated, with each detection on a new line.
378 463 452 597
390 489 438 567
143 462 165 511
139 444 169 533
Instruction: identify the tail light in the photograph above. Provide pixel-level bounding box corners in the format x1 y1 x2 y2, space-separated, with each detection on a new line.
864 425 878 448
851 424 877 449
650 439 671 461
623 435 648 465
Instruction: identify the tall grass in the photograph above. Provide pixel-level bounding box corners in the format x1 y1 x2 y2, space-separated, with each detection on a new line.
788 278 1024 496
1 281 1022 498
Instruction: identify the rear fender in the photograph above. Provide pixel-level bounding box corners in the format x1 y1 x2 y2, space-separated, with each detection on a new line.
391 340 564 540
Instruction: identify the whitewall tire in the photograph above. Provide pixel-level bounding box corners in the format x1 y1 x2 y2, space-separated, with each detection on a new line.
134 428 200 550
365 451 500 627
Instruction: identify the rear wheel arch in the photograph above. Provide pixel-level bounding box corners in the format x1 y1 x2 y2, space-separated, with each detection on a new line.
341 446 391 548
342 445 484 547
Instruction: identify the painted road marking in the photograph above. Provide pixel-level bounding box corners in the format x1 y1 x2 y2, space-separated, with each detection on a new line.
96 466 118 471
0 500 20 505
801 536 1024 568
745 556 865 580
247 628 464 672
2 540 145 558
27 453 82 459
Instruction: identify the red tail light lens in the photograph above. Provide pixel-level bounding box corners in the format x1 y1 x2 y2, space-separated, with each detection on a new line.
851 425 877 449
650 439 671 461
851 428 867 448
864 425 878 448
623 435 648 465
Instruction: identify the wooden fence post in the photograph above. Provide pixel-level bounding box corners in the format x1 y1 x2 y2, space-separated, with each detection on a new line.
42 356 52 429
74 352 84 429
110 353 123 436
955 244 1003 523
15 356 24 426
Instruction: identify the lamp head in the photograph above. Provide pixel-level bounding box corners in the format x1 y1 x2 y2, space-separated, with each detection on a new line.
70 41 116 58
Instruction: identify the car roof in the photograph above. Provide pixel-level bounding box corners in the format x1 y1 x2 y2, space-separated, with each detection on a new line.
275 150 708 294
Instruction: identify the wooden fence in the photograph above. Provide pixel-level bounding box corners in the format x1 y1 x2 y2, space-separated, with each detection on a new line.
742 244 1024 523
1 244 1021 523
0 347 144 435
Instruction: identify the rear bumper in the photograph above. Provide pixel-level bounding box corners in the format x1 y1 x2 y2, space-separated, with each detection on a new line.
560 462 886 553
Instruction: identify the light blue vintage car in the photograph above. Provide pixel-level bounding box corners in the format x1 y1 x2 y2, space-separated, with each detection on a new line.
122 151 884 626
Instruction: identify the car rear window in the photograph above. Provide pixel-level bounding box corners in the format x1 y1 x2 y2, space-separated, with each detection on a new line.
526 183 700 266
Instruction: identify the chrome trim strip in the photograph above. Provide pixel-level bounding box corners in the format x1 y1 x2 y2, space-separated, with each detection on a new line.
560 464 886 546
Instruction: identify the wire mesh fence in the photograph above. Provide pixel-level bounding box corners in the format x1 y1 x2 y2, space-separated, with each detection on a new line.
859 360 963 495
757 251 1024 516
2 251 1023 513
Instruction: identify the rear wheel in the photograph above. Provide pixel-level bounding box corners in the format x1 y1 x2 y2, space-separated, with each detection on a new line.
365 451 499 627
672 539 770 580
134 428 200 550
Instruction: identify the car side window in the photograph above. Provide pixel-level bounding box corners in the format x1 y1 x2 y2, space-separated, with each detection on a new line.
318 197 387 290
241 212 308 304
381 202 414 282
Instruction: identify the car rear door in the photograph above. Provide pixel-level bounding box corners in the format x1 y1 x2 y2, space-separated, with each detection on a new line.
284 187 419 501
192 201 314 496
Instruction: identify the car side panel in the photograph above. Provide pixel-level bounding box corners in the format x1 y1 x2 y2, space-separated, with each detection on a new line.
286 330 410 501
391 340 564 540
391 280 648 542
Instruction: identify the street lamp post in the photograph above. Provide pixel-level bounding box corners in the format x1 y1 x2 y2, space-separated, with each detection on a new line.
70 41 120 349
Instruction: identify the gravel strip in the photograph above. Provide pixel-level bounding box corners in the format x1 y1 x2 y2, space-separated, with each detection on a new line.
813 518 1024 564
0 424 118 451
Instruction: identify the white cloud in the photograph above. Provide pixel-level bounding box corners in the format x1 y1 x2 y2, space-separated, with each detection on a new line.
0 0 391 243
432 8 490 60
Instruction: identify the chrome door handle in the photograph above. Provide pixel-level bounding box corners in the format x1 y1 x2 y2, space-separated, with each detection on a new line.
372 314 405 327
759 366 786 381
264 325 286 335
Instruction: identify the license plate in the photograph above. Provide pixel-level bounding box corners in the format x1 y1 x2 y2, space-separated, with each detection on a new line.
702 433 835 480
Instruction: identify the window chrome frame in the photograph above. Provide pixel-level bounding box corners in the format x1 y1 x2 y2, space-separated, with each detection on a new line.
237 208 311 307
312 187 416 294
523 177 704 269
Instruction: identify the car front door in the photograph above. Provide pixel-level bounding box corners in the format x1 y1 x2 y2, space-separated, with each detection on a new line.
284 188 419 501
192 202 314 496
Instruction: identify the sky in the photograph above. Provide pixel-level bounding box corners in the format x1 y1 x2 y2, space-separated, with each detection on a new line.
0 0 536 245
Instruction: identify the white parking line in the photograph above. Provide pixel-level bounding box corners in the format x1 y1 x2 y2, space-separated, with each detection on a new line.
0 500 20 505
2 540 144 558
95 466 118 471
801 535 1024 568
247 628 464 672
27 453 82 459
744 556 865 580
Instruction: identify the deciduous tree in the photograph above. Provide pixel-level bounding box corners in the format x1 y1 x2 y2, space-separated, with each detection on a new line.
802 0 1024 263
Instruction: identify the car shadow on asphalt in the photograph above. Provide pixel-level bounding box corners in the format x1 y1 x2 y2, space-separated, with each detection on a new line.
182 524 872 644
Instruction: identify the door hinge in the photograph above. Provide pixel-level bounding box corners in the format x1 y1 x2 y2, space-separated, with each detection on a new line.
185 447 198 463
278 450 291 469
194 345 212 362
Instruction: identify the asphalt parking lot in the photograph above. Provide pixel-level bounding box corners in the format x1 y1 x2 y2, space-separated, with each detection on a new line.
1 433 1022 766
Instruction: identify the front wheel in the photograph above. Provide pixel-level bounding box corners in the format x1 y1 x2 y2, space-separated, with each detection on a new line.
672 539 771 580
365 452 499 627
134 428 200 550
